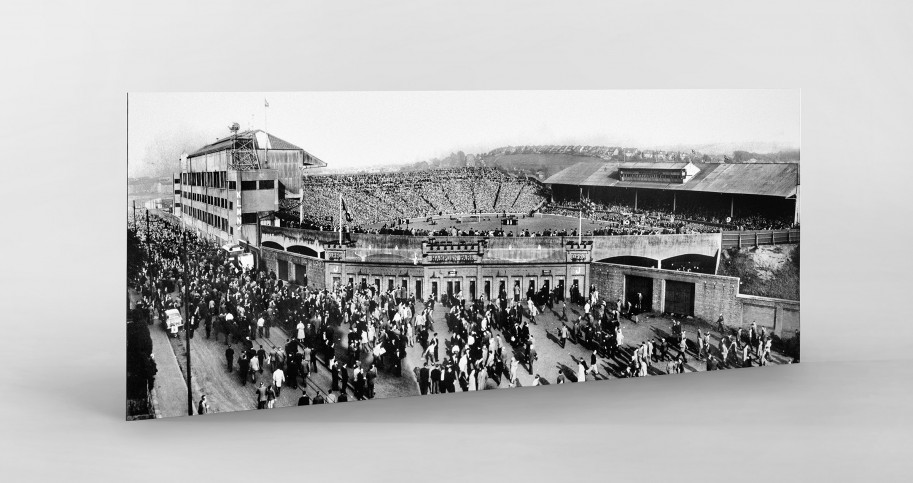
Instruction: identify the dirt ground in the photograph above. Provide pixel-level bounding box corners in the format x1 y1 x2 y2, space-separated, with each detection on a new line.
747 245 796 281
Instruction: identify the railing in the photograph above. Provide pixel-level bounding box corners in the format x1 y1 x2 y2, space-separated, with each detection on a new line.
721 229 800 249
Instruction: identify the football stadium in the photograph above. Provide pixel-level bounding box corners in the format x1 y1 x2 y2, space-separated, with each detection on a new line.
166 127 799 333
127 121 801 418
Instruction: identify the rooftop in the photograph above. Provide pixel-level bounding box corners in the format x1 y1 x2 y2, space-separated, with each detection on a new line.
188 130 305 158
544 160 799 197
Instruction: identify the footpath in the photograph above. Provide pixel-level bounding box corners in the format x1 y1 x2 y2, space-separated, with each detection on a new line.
129 289 189 418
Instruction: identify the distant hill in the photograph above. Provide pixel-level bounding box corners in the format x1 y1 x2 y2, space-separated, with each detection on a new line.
306 143 799 177
478 153 603 180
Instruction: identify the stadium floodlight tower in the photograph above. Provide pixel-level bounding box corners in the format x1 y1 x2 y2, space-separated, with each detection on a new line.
228 122 261 170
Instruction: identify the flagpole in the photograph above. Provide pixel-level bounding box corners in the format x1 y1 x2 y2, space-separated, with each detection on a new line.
578 208 582 243
263 98 268 169
578 187 583 243
338 193 343 244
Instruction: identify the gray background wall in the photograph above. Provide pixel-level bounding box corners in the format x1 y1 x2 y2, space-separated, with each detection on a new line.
1 0 911 481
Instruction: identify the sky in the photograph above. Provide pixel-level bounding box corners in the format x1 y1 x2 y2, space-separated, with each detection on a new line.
127 90 800 177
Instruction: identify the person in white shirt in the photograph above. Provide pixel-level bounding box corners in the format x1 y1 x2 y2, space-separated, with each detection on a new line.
296 320 305 345
272 367 285 397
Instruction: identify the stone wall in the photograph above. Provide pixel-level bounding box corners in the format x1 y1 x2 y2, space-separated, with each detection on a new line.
591 262 741 328
591 262 799 335
259 247 326 290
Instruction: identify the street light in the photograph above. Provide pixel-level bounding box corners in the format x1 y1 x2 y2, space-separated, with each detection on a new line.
181 229 193 416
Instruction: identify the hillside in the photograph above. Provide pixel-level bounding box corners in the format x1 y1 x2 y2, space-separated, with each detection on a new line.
717 244 800 301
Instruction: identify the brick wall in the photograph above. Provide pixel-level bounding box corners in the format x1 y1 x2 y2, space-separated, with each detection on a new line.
591 263 739 331
259 247 326 290
591 262 799 335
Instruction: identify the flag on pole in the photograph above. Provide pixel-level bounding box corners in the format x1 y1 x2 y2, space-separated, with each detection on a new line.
341 197 353 222
264 98 269 108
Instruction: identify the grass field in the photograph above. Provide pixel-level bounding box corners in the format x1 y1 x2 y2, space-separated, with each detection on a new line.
366 213 614 234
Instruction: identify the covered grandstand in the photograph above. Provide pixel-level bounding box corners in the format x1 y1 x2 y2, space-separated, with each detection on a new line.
544 160 799 230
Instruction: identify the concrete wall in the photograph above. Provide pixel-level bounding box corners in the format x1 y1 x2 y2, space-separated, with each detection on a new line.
261 227 721 265
738 294 801 336
589 232 721 263
236 170 279 214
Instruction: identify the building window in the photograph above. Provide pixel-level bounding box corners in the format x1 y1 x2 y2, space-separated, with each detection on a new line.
228 181 237 190
259 180 274 190
241 180 258 191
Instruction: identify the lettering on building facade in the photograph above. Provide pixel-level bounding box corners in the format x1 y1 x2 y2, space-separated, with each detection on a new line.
427 254 478 264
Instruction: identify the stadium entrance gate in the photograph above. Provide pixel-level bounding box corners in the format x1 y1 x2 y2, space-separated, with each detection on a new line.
625 275 653 312
446 280 462 300
293 263 307 286
664 280 695 317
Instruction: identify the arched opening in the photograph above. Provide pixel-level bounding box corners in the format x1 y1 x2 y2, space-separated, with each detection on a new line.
288 245 320 258
597 256 658 269
661 254 717 274
261 241 284 251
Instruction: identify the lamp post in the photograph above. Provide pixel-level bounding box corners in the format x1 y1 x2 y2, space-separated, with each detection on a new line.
182 229 193 416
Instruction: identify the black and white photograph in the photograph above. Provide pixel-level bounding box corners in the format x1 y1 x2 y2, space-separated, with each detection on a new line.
127 90 801 419
5 1 913 481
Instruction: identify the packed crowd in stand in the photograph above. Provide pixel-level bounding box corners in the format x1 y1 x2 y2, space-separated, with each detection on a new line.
289 168 546 230
279 167 794 237
543 197 798 232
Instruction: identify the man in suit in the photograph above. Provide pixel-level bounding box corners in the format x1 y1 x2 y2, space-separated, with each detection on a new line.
366 364 377 399
255 382 268 409
330 357 340 392
418 362 430 395
225 344 234 372
238 352 250 385
430 363 441 395
339 361 349 393
256 345 266 374
297 390 310 406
